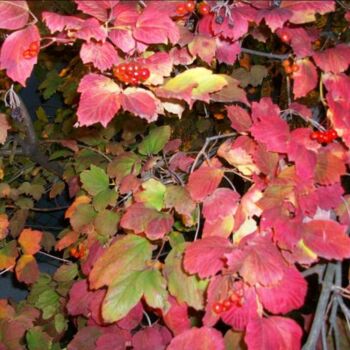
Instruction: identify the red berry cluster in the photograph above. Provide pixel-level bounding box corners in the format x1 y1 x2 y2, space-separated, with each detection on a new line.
212 290 243 314
112 62 150 86
176 1 195 16
197 1 211 15
310 129 338 144
23 41 40 60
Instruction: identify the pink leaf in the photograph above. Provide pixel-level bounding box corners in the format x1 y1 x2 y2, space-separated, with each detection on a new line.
109 29 136 54
187 167 224 202
42 12 83 33
184 236 232 278
256 267 307 314
250 97 289 153
75 0 118 22
77 73 121 127
245 316 303 350
117 303 143 330
203 215 234 238
256 7 292 32
121 88 163 122
169 152 194 173
202 188 239 222
302 220 350 260
76 18 108 42
188 35 216 65
81 241 106 276
132 325 172 350
293 58 318 98
278 28 313 58
80 42 119 72
216 39 241 65
0 1 29 30
167 327 225 350
226 105 252 132
313 44 350 74
170 47 195 66
67 279 94 317
0 25 40 86
163 297 191 336
142 52 174 86
133 4 179 45
95 331 129 350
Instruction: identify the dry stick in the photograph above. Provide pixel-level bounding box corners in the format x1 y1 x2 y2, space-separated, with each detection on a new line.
240 47 289 61
302 263 337 350
0 265 14 276
37 251 72 264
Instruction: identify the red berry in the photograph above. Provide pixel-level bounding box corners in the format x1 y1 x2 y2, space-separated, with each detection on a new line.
317 132 327 144
119 63 128 72
140 67 150 81
29 41 39 52
185 1 195 12
212 302 223 314
284 66 293 75
176 3 187 16
281 33 290 43
129 77 139 85
23 49 33 59
310 131 320 140
223 299 232 309
292 64 300 73
197 2 210 15
328 129 338 140
29 49 38 57
230 293 240 303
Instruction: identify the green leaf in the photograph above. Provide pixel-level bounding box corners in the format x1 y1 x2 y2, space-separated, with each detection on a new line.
89 234 154 289
107 152 142 182
231 65 268 88
53 263 78 282
39 70 62 100
138 269 169 311
35 106 48 122
26 327 52 350
102 271 143 323
34 289 60 320
54 313 67 333
168 231 185 248
70 204 97 232
94 209 120 240
164 243 208 310
138 126 171 155
93 188 118 212
0 240 18 270
80 165 109 196
134 179 166 211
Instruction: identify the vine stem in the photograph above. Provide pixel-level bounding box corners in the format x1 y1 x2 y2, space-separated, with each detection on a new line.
37 251 72 264
240 47 290 61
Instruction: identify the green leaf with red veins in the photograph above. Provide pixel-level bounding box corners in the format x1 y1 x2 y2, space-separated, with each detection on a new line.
155 68 228 108
292 58 318 99
313 44 350 74
302 220 350 260
0 240 18 270
107 152 142 183
184 237 232 279
80 41 119 72
245 316 303 350
77 73 121 127
15 255 39 285
164 185 196 216
138 126 171 155
89 234 154 289
164 243 208 310
187 167 224 202
0 1 29 30
121 87 163 123
188 35 216 65
0 25 40 86
134 179 166 211
167 327 225 350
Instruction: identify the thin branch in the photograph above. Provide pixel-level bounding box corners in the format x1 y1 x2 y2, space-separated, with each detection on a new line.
194 205 201 241
302 263 336 350
37 251 72 264
142 310 152 327
6 205 68 212
240 47 289 61
302 264 326 283
0 265 14 276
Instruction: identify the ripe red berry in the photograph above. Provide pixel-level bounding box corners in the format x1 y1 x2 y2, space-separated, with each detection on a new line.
176 3 188 16
29 41 39 52
197 2 211 15
230 293 240 303
284 66 293 75
212 302 223 314
140 67 150 81
185 0 195 12
328 129 338 140
310 131 320 141
23 49 33 59
317 132 327 144
281 33 290 43
282 59 290 68
223 299 232 309
292 64 300 73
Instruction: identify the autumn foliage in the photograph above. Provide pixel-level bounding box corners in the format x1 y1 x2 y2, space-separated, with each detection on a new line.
1 1 350 349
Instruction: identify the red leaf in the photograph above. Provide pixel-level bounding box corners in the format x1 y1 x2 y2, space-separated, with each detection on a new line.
245 316 303 350
42 12 83 33
203 215 234 239
121 88 163 122
313 44 350 74
133 4 179 45
163 297 191 336
250 98 289 153
0 25 40 86
75 0 118 22
142 52 174 86
68 326 102 350
76 18 108 43
132 325 172 350
117 302 143 330
167 327 225 350
184 236 232 278
0 1 29 30
226 105 252 132
302 220 350 260
169 152 194 173
95 331 129 350
187 167 224 202
293 58 318 98
80 41 119 72
18 228 42 255
256 267 307 314
216 39 241 65
109 29 136 54
67 279 94 317
77 73 121 127
15 255 39 284
277 28 313 58
256 7 292 32
188 35 216 65
81 241 106 276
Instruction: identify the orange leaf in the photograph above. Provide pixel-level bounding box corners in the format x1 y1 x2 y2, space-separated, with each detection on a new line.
65 195 91 219
15 254 39 284
0 213 9 239
18 228 42 255
55 230 79 251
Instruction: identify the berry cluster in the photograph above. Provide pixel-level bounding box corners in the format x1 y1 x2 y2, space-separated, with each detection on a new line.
176 1 195 16
197 1 211 15
310 129 338 144
23 41 40 60
282 59 299 75
212 289 244 314
70 243 86 259
112 62 150 86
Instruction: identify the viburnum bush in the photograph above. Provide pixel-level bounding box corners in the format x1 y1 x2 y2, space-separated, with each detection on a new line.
1 0 350 349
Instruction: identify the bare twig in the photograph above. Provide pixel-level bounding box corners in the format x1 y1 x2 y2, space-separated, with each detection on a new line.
240 47 289 61
37 251 72 264
194 205 201 241
0 265 14 276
